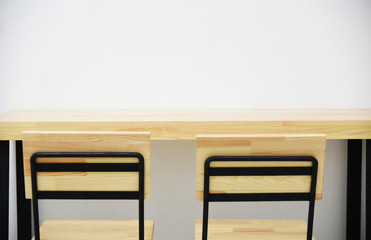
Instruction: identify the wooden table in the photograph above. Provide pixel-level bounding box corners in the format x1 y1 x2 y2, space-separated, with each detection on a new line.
1 109 370 240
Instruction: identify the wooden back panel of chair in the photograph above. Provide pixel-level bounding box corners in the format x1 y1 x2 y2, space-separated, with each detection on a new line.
196 134 326 201
23 131 151 199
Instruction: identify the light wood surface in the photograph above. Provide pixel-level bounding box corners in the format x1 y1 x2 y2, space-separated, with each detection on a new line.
22 131 151 199
32 219 154 240
195 220 315 240
0 109 371 140
196 134 326 201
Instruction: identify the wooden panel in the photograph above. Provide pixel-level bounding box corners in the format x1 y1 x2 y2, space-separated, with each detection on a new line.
32 219 154 240
24 172 139 191
22 131 151 199
0 110 371 140
195 220 315 240
196 134 326 201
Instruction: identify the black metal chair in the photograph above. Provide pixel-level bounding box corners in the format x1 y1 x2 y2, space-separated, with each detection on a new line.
23 131 154 240
195 134 326 240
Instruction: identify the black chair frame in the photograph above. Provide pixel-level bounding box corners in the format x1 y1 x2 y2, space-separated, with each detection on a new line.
30 152 145 240
202 156 318 240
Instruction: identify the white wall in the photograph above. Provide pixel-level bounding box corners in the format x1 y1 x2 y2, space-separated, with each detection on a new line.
1 0 370 239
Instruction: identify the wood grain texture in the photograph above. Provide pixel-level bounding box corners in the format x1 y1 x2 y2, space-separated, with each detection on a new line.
195 220 315 240
196 134 326 201
0 109 371 140
22 131 151 199
32 220 154 240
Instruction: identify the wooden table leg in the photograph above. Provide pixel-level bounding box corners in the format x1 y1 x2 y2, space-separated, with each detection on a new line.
346 140 362 240
16 141 32 240
0 141 9 240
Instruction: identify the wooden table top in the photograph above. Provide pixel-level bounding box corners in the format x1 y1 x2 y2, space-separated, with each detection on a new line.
1 109 371 140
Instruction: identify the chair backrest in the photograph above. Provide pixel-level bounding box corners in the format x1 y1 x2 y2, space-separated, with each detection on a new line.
23 131 151 199
196 134 326 240
23 131 151 240
196 134 326 201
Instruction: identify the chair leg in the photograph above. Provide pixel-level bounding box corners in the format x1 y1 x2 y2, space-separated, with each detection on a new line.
202 200 209 240
306 159 318 240
366 140 371 240
346 140 362 240
139 198 144 240
202 160 211 240
16 141 32 240
0 141 9 240
30 149 41 240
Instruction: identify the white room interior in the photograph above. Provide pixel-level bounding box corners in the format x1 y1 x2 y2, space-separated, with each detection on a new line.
1 1 371 239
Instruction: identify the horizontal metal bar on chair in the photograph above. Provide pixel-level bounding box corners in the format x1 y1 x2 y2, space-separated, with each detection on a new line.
36 163 139 172
37 191 140 200
209 167 313 176
209 193 311 202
